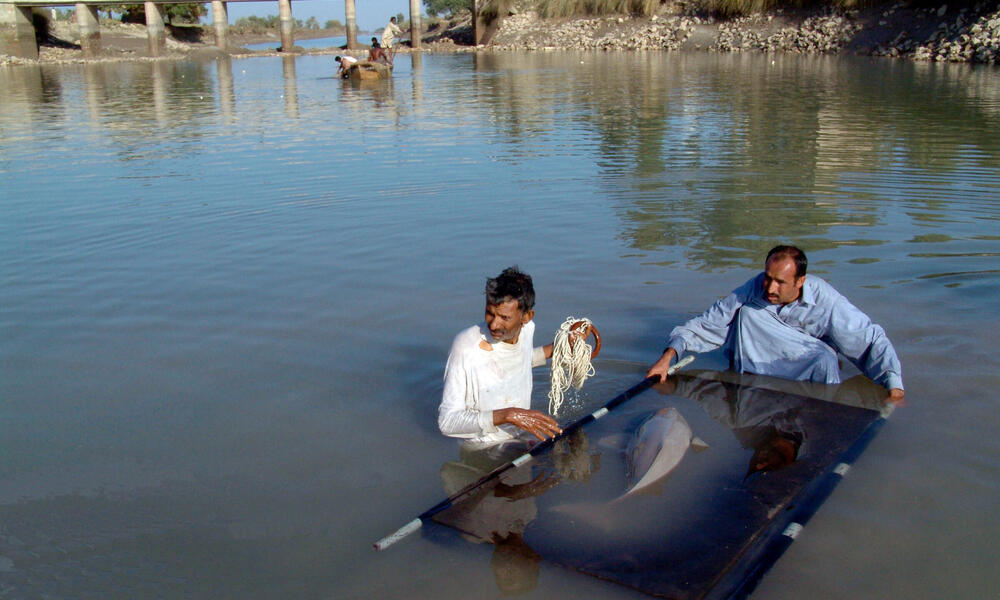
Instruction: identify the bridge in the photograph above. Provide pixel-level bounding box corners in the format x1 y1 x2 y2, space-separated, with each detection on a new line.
0 0 426 60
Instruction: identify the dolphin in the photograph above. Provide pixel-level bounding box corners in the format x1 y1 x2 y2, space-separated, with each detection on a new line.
620 406 705 499
548 406 707 530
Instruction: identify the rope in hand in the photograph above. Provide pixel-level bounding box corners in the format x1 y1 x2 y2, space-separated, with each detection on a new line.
548 317 598 417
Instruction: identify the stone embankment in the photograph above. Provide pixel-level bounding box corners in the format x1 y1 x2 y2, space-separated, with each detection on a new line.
870 3 1000 62
488 2 1000 64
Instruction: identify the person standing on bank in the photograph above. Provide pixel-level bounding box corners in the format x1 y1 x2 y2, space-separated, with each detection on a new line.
646 245 904 403
439 267 569 444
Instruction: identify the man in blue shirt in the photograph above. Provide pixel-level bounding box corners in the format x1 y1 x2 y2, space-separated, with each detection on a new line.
646 245 904 403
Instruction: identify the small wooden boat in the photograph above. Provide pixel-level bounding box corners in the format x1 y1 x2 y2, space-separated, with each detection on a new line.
345 60 392 81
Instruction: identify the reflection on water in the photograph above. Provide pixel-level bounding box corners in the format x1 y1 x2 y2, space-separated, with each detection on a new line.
281 54 299 118
1 52 999 599
432 371 890 597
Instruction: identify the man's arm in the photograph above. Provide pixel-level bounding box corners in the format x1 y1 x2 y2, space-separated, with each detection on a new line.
824 294 905 400
646 348 678 382
647 277 757 382
438 349 488 438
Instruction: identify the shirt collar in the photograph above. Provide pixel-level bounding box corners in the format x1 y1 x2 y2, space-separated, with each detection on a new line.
797 276 814 306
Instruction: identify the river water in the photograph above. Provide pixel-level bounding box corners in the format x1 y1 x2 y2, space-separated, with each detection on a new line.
2 51 999 599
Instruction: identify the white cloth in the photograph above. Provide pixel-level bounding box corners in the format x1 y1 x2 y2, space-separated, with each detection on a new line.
438 321 548 444
341 55 358 65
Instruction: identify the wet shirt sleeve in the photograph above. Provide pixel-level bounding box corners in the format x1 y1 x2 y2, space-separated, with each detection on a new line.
667 275 759 358
438 334 499 439
821 290 904 390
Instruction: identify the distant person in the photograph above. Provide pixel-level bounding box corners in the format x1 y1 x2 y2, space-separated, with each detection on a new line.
646 245 904 403
438 266 595 444
368 37 387 63
334 54 357 78
380 16 403 63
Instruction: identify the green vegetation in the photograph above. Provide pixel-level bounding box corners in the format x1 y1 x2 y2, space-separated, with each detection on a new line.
538 0 659 18
103 3 206 24
424 0 472 17
693 0 879 18
232 15 340 34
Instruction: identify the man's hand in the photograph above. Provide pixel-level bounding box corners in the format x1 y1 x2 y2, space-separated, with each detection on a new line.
495 407 562 441
646 348 678 383
887 388 905 405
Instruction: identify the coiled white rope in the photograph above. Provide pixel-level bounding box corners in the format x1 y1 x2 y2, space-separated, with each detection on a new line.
548 317 596 416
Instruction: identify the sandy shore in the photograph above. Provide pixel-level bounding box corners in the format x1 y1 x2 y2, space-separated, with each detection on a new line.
3 3 999 67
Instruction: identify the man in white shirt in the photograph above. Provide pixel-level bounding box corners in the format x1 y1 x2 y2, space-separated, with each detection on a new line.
381 16 403 50
334 55 358 78
438 267 562 444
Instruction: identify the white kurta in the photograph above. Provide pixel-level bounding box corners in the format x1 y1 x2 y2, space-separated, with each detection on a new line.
438 321 547 444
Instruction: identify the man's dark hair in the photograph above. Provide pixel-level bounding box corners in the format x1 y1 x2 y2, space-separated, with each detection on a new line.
485 266 535 312
766 245 808 278
390 16 397 22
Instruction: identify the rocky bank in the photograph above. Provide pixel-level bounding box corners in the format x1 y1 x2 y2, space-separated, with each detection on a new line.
485 1 1000 64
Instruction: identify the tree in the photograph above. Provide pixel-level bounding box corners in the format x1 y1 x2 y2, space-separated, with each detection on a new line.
106 3 206 24
423 0 471 17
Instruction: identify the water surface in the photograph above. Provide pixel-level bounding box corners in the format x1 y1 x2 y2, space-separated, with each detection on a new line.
2 51 999 599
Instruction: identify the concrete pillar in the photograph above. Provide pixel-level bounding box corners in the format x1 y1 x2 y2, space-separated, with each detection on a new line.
344 0 357 49
144 2 165 56
0 4 39 60
75 4 101 58
277 0 293 52
408 0 421 49
472 0 481 45
211 1 228 50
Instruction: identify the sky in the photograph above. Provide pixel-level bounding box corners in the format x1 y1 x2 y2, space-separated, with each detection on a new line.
218 0 415 32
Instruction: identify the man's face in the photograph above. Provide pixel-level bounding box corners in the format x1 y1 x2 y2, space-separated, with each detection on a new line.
485 299 533 344
762 257 804 305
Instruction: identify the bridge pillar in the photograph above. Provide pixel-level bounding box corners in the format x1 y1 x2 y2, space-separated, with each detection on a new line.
211 1 228 50
277 0 293 51
75 3 101 58
344 0 358 49
409 0 421 49
0 4 39 60
144 2 165 56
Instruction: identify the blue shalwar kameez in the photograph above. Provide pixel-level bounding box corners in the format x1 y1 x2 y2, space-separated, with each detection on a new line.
666 273 904 390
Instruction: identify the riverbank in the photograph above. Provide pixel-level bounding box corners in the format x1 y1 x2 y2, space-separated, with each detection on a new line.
485 1 1000 64
3 2 999 66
